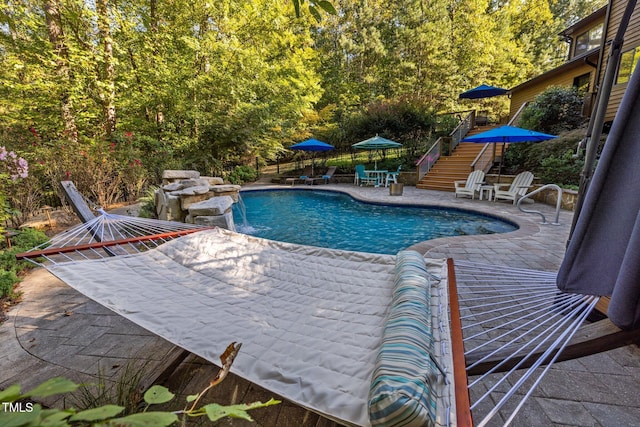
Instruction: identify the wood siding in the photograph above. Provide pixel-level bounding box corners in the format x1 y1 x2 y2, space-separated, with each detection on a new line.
509 63 597 120
602 0 640 121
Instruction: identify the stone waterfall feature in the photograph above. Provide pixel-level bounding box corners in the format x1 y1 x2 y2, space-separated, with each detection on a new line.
155 170 241 231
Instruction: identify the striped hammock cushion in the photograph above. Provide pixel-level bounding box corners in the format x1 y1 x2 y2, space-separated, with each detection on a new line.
368 250 439 427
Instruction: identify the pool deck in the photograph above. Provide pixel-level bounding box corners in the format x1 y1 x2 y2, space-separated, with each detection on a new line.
2 183 640 426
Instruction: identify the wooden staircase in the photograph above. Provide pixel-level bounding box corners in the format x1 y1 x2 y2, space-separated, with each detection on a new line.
417 126 502 192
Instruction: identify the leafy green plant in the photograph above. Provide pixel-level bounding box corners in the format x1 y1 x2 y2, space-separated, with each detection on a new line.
0 270 19 299
227 165 258 185
539 151 585 188
137 187 158 219
0 343 279 426
503 127 592 187
72 362 150 416
518 86 586 135
0 228 48 310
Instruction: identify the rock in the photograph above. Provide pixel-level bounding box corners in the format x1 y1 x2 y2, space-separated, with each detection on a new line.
193 211 235 231
209 184 242 202
166 195 185 222
201 176 225 186
209 184 241 193
155 189 168 220
162 182 184 192
178 179 200 188
180 192 214 210
162 170 200 182
169 185 211 197
188 196 234 216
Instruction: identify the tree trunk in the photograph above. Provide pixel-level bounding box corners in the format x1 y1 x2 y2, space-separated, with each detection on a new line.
43 0 78 142
96 0 116 137
150 0 158 32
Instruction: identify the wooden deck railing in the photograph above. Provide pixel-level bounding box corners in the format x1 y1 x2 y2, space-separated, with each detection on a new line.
416 111 475 180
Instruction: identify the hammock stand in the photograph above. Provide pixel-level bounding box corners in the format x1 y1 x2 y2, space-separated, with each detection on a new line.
15 183 640 426
17 211 640 426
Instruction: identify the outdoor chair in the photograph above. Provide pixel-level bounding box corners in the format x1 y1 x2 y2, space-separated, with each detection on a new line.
493 171 534 204
454 170 485 199
384 165 402 187
306 166 336 185
285 166 313 186
355 164 379 187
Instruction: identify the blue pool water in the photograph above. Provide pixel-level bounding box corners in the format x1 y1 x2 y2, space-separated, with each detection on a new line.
232 189 518 254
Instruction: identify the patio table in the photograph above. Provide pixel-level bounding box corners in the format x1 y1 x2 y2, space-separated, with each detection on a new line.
365 170 388 187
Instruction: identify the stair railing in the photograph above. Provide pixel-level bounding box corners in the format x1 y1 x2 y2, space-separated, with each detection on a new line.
416 111 475 180
449 111 474 153
416 138 443 180
516 184 563 225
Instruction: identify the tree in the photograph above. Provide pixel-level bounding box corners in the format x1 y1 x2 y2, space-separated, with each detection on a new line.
43 0 78 142
96 0 116 137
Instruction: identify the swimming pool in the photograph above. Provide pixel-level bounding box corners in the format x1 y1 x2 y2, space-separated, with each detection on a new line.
233 189 518 254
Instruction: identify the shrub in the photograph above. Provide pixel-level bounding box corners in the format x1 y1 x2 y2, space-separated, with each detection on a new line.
228 165 258 185
138 187 158 219
503 127 588 187
0 270 19 299
518 86 586 135
0 228 48 304
539 151 584 188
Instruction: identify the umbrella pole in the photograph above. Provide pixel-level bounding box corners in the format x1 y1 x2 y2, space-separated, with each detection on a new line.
497 142 507 183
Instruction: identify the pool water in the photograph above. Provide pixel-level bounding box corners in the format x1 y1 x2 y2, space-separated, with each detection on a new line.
232 189 517 254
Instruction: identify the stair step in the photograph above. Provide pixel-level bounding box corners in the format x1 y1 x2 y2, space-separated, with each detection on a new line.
417 125 502 192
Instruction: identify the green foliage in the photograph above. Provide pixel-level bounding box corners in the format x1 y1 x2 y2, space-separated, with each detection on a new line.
292 0 337 21
326 98 436 160
73 362 150 416
9 228 48 251
518 86 586 134
138 187 159 219
504 128 589 187
0 0 606 206
0 227 48 303
539 151 584 188
0 270 19 299
0 379 277 426
228 165 259 185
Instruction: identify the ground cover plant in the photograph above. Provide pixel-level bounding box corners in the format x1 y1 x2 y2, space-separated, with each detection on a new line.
0 343 279 426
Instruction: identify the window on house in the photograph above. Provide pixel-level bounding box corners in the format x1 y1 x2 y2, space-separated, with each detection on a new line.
574 23 603 56
573 73 591 94
616 47 640 84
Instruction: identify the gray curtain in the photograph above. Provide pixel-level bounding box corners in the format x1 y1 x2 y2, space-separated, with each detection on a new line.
557 64 640 330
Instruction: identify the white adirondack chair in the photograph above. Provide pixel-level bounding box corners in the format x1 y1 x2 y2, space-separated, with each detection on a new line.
454 170 485 199
494 171 534 204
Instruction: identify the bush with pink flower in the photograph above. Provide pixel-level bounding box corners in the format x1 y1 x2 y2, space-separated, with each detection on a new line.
1 146 29 233
0 146 29 181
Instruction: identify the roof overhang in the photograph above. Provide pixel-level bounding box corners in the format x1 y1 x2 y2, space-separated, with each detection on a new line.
509 48 601 94
559 5 607 37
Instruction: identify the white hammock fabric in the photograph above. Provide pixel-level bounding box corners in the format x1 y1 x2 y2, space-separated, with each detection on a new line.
29 224 453 426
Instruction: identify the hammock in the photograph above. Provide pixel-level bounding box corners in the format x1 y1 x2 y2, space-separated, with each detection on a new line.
18 211 623 427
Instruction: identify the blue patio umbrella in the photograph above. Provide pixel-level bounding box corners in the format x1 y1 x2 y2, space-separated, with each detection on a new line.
462 125 557 181
290 138 334 176
459 84 509 100
352 135 403 169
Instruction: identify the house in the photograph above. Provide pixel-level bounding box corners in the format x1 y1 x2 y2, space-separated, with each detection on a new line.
509 1 640 125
